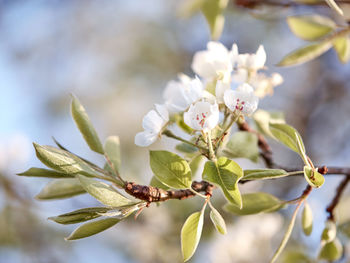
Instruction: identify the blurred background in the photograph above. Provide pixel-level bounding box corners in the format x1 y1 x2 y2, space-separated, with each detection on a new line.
0 0 350 262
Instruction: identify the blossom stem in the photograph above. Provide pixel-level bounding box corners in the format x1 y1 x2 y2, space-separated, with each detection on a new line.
162 130 207 151
215 113 240 153
207 131 216 161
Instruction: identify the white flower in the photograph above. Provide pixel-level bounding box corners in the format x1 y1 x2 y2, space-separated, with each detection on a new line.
135 104 169 147
215 68 248 104
184 100 219 132
163 76 204 113
236 45 266 71
224 83 259 116
215 80 230 104
191 42 233 80
250 72 284 98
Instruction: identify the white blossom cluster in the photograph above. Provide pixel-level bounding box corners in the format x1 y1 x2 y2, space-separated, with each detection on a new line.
135 41 283 147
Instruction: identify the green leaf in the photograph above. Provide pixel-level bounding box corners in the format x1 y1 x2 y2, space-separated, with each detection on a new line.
150 176 170 190
33 143 97 176
203 157 243 208
49 207 110 225
35 178 85 200
150 151 192 189
78 175 133 207
224 192 284 215
65 218 120 241
303 166 325 188
71 95 104 154
181 211 204 262
302 203 313 236
201 0 228 40
333 36 350 64
175 143 198 154
319 238 343 261
269 123 307 162
270 204 301 263
287 15 336 41
223 131 259 163
339 221 350 238
104 136 121 173
277 41 332 67
282 251 314 263
17 167 74 178
321 220 337 243
243 169 288 181
98 204 143 218
325 0 344 16
253 110 285 137
209 205 227 234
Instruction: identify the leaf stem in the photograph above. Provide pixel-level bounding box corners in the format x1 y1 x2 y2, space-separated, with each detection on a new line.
270 201 302 263
189 188 208 199
270 184 312 263
104 153 125 185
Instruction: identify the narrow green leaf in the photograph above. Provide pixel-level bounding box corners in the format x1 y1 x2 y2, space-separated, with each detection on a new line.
150 151 192 189
49 207 111 225
302 203 313 236
33 143 97 176
243 169 288 181
223 131 259 163
71 95 104 154
224 192 284 215
65 218 120 241
104 136 121 173
269 123 307 162
325 0 344 16
201 0 228 40
277 41 332 67
150 175 170 190
17 167 74 178
270 204 301 263
333 36 350 63
175 143 198 154
78 175 133 207
319 238 343 261
97 203 143 218
36 178 85 200
203 157 243 208
209 206 227 234
287 15 336 41
181 211 204 262
303 166 325 188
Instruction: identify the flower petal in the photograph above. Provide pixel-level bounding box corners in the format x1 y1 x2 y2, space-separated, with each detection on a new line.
142 110 163 132
224 89 237 111
135 131 158 147
254 45 266 69
155 104 169 122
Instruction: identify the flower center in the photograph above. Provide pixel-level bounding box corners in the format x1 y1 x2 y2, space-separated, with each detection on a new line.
195 112 209 128
235 98 245 111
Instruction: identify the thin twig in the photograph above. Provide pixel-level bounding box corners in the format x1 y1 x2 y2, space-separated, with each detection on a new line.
124 181 214 203
326 176 350 221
